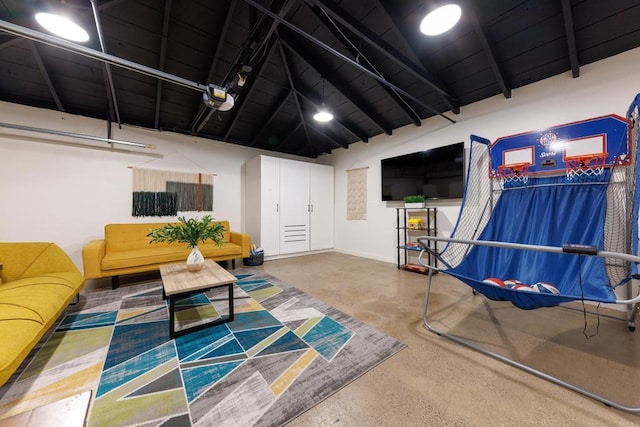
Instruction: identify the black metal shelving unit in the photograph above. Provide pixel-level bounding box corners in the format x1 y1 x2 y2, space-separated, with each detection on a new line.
396 207 438 274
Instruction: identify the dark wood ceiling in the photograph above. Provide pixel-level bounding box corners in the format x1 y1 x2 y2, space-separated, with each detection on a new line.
1 0 640 158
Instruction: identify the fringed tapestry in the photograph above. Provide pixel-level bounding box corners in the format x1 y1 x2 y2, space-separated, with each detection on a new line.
132 167 214 217
347 167 368 220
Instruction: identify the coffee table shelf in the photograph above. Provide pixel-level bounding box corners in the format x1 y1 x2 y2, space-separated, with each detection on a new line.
160 260 237 338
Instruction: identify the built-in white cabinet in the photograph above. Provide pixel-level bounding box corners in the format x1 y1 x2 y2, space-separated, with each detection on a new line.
244 155 334 257
309 162 334 251
279 159 310 254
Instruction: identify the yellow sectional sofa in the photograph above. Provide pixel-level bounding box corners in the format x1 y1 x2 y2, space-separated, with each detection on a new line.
82 221 250 288
0 242 85 387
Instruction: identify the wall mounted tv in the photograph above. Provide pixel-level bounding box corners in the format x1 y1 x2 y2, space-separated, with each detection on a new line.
381 142 465 201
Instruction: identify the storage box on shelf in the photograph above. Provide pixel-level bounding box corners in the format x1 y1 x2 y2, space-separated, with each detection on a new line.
396 207 438 274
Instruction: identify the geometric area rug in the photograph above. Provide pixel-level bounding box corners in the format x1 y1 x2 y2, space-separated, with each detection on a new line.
0 269 406 426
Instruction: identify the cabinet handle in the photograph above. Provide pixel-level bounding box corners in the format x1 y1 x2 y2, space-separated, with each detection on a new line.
277 203 279 212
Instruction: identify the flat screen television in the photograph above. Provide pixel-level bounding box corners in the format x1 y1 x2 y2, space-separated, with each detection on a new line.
381 142 465 201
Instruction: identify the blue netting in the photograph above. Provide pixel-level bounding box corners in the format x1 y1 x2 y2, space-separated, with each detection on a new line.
439 112 637 310
448 176 615 309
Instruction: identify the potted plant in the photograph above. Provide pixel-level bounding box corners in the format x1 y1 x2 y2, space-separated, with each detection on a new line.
147 215 226 272
404 195 425 208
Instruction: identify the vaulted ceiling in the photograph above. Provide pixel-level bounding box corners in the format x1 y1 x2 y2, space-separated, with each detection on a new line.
1 1 640 158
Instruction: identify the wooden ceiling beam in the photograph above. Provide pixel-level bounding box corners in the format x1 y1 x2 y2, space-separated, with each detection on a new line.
279 30 393 135
154 0 172 129
28 41 65 112
561 0 580 78
245 0 456 124
305 0 459 113
277 40 319 156
464 0 511 98
307 3 421 127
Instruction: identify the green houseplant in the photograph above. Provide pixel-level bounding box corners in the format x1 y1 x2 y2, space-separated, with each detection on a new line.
147 215 226 272
404 195 425 208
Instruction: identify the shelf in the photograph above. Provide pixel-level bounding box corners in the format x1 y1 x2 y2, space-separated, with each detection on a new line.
402 263 438 275
396 206 438 274
399 245 423 251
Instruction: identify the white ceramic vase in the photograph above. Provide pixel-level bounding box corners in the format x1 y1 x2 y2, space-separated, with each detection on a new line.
186 246 205 272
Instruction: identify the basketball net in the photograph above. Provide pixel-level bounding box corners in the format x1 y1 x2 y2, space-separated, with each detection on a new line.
497 163 530 188
565 153 607 180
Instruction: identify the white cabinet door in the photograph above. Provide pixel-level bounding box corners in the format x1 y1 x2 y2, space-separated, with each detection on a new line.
260 156 280 256
309 163 334 250
279 159 310 254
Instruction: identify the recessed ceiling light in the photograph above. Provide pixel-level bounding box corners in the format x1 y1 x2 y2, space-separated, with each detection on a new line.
35 12 89 42
420 4 462 36
313 110 333 122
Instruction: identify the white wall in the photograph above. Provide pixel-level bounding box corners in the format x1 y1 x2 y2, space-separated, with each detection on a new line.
331 46 640 265
0 102 325 271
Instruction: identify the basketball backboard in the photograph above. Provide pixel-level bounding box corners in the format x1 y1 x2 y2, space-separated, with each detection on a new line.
490 115 630 178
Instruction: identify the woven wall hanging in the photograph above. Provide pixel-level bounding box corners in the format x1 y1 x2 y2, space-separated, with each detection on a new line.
131 167 214 217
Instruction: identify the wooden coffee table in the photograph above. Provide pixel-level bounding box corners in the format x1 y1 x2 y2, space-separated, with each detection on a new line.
159 259 236 338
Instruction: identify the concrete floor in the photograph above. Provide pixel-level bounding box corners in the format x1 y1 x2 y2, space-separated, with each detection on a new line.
258 252 640 426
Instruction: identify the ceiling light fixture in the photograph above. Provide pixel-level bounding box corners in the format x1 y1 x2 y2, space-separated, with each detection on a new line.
314 77 333 122
313 109 333 122
35 12 89 42
420 4 462 36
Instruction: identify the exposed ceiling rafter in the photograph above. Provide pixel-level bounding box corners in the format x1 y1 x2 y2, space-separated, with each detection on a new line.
304 0 460 114
561 0 580 78
189 0 239 133
287 76 369 145
1 1 637 159
0 20 206 90
307 4 421 127
194 0 295 135
250 90 291 146
153 0 172 129
90 0 121 127
28 40 64 111
0 36 22 50
278 39 318 156
464 0 511 99
292 79 365 146
279 29 393 135
245 0 456 124
222 37 279 140
307 120 349 150
279 121 304 148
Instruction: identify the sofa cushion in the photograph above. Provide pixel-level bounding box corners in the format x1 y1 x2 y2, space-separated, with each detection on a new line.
0 243 82 282
105 221 231 253
0 243 53 282
0 273 82 292
0 279 77 323
101 242 242 271
0 318 46 386
0 303 45 324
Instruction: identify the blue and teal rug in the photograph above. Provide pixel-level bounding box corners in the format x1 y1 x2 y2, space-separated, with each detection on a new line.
0 269 405 426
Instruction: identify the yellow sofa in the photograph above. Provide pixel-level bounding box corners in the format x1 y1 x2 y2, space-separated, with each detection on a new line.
0 242 85 387
82 221 251 288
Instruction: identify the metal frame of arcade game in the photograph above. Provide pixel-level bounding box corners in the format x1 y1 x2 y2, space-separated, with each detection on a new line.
416 111 640 412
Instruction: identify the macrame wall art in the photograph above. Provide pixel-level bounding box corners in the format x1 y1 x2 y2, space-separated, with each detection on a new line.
132 167 214 217
346 166 368 220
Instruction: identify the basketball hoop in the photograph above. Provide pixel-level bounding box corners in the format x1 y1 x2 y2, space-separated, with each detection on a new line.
497 163 530 188
565 153 607 180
